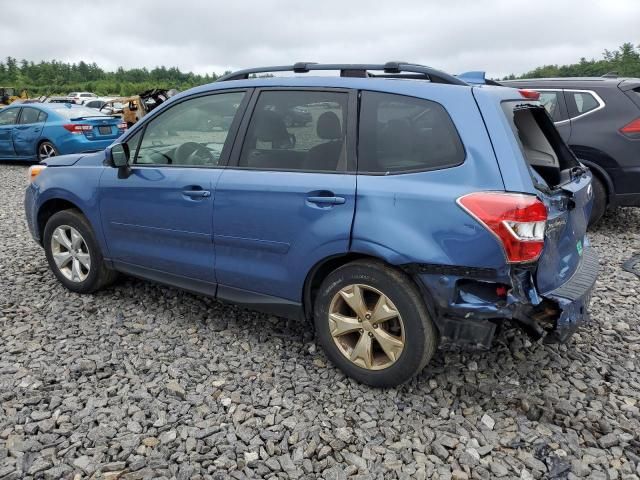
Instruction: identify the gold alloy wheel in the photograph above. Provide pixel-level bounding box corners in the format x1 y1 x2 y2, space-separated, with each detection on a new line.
328 284 405 370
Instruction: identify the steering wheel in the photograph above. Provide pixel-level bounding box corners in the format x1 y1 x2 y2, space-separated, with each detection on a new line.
174 142 214 166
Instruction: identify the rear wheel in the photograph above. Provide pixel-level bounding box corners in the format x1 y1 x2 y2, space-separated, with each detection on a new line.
313 260 438 387
37 141 58 161
43 209 117 293
588 176 607 226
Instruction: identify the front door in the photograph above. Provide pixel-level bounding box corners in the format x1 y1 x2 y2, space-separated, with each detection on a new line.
214 89 357 303
0 107 19 158
99 90 249 287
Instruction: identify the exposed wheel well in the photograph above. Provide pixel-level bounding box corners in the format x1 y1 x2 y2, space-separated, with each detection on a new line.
37 199 82 244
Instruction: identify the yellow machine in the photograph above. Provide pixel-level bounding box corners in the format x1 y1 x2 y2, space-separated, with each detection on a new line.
0 87 28 107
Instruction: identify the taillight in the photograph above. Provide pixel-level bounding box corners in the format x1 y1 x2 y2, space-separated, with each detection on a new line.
457 192 547 263
63 124 92 134
620 118 640 138
519 89 540 100
118 122 127 131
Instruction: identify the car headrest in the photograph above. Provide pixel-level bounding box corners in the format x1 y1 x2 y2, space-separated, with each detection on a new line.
254 110 291 144
317 111 342 140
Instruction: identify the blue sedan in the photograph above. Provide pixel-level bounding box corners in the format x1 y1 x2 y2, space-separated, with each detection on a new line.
0 103 126 161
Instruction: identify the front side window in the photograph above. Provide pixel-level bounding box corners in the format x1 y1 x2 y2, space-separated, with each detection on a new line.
0 108 19 126
538 91 563 122
134 91 245 167
239 90 348 172
18 107 42 125
358 91 465 174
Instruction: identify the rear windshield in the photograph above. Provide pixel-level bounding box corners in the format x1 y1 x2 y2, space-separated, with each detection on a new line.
502 101 578 187
53 106 110 119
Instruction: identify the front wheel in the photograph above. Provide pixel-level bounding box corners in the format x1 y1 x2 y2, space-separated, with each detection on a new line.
314 260 438 387
43 209 117 293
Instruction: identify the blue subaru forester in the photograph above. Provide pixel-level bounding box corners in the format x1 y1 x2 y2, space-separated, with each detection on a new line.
25 63 598 387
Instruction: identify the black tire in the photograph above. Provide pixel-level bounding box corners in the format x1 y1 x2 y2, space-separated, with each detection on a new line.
37 141 58 161
313 260 438 387
588 175 607 227
43 209 117 294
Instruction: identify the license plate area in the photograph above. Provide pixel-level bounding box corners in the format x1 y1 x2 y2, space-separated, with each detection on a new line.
98 126 112 135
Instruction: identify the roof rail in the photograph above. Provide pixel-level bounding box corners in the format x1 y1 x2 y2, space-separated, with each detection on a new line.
216 62 468 85
601 71 619 78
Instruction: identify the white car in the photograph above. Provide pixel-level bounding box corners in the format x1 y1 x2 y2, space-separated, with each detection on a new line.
67 92 97 104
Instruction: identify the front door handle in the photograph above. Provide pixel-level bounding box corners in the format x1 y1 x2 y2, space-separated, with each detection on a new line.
307 196 345 205
183 189 211 198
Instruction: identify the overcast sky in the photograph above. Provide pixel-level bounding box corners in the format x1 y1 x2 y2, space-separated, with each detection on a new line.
3 0 639 79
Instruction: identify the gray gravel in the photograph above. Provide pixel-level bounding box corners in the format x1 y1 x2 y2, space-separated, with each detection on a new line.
1 163 639 480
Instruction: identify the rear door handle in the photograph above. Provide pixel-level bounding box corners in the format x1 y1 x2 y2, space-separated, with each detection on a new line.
183 189 211 198
307 196 345 205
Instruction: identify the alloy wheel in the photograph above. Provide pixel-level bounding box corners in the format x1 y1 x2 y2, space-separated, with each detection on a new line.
39 143 56 160
50 225 91 282
328 284 405 370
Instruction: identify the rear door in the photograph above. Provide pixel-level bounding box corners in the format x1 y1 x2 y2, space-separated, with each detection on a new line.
13 107 46 157
502 101 592 293
213 88 357 304
474 88 592 293
0 107 19 158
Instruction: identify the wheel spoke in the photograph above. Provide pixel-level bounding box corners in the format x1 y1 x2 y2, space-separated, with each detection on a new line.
350 332 373 369
71 258 82 281
53 229 72 250
370 294 399 325
76 252 91 270
53 251 72 268
70 229 83 249
329 313 361 337
339 285 368 319
372 328 404 363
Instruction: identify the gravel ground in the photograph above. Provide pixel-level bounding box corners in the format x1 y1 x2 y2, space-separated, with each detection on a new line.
1 163 639 480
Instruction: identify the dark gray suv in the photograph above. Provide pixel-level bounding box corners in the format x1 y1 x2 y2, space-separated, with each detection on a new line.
502 76 640 224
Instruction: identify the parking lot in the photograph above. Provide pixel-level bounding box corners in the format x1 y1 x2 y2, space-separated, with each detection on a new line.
0 163 638 479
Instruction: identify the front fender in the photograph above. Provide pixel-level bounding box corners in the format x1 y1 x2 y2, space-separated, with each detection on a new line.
32 164 108 256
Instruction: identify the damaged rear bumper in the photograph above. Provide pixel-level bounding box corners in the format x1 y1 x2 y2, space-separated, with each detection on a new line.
408 246 599 349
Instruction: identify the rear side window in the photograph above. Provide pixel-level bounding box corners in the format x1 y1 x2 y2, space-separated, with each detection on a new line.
358 91 464 174
538 91 563 122
566 91 601 117
239 90 348 172
18 107 42 124
502 102 578 187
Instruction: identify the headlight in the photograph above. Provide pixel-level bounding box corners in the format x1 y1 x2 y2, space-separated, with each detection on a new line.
28 165 46 183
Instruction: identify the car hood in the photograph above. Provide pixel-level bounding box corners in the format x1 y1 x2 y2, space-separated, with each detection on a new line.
42 154 85 167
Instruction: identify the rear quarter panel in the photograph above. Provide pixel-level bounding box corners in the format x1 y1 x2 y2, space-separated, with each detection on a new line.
352 85 508 270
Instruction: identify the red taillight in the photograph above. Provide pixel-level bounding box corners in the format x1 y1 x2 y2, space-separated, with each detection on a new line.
620 118 640 137
519 89 540 100
118 122 127 130
458 192 547 263
63 124 92 134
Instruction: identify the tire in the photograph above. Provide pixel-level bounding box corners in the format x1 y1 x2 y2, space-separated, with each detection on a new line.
588 175 607 227
43 209 117 294
313 260 438 387
37 141 58 161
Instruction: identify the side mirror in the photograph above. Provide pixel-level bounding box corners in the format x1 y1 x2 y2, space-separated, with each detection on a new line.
110 143 130 168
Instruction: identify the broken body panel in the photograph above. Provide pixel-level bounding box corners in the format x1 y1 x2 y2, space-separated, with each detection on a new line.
411 86 598 348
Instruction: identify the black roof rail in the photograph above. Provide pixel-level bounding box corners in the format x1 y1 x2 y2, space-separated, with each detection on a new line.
216 62 468 85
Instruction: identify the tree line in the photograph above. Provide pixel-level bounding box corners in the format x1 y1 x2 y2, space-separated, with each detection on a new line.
1 42 638 97
504 42 640 80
